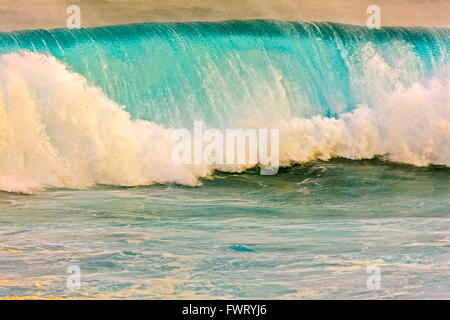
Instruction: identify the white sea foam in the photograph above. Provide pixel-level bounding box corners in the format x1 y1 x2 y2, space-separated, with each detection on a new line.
0 52 448 192
0 52 211 192
278 75 450 167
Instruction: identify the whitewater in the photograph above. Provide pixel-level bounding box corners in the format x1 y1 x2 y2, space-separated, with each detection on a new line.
0 21 449 193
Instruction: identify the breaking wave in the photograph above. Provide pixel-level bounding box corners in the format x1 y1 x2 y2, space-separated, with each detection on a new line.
0 20 448 192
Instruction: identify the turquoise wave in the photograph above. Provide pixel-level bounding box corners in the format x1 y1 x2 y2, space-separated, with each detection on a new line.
1 20 448 128
0 20 449 192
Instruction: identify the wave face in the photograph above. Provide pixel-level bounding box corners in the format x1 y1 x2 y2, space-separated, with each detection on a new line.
0 20 449 192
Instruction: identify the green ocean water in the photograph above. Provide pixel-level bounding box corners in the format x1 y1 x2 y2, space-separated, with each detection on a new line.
1 160 449 299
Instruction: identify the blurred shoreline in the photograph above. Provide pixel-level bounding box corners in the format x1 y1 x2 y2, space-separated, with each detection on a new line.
1 0 449 32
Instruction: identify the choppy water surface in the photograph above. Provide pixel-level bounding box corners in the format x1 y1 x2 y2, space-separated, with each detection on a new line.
1 160 449 299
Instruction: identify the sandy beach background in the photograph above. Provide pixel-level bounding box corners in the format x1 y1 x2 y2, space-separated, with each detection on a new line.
0 0 449 32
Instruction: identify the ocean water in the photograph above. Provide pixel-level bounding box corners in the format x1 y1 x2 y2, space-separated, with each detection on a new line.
0 20 449 299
